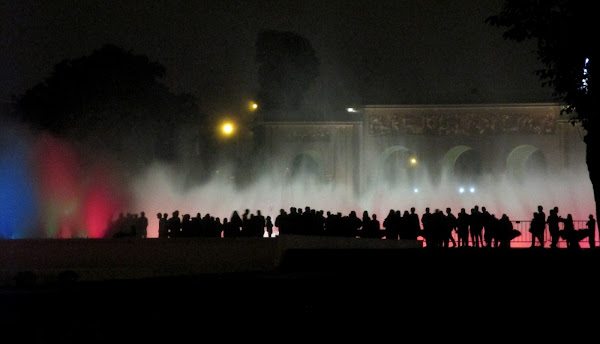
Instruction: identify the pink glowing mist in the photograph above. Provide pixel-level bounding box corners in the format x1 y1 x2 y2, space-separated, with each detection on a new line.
25 133 131 238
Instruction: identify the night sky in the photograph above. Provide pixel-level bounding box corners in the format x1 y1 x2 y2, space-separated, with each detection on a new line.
1 0 554 117
1 4 598 332
4 0 584 241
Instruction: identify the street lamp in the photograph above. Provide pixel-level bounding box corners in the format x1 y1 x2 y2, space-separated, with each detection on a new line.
220 121 235 136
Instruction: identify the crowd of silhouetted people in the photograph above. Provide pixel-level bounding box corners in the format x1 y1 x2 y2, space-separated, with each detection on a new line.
106 204 597 249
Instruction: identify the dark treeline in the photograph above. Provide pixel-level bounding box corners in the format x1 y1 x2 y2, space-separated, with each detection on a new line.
106 204 597 249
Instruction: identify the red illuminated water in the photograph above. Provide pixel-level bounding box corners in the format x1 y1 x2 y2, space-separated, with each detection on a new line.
2 132 129 238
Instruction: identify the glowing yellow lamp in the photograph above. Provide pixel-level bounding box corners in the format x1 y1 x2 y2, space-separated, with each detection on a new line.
222 123 234 135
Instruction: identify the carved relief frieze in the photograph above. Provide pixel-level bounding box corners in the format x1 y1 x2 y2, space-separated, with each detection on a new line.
368 112 556 136
272 124 356 141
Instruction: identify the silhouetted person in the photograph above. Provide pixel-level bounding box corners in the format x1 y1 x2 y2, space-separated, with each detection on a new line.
560 214 585 249
370 214 382 239
587 214 596 248
470 206 483 248
181 213 192 237
486 213 500 247
266 216 274 237
305 206 322 236
288 207 300 235
230 210 243 236
314 209 326 236
407 207 421 240
430 209 446 248
529 210 545 248
137 211 148 238
346 210 362 237
481 206 493 247
254 210 266 237
190 212 203 237
241 209 251 236
400 210 411 239
457 208 470 247
360 210 371 238
443 207 457 248
497 213 517 248
421 207 433 246
360 212 381 239
383 209 397 240
222 217 237 238
275 209 287 236
112 213 139 238
547 208 561 248
168 210 181 238
532 205 546 248
394 210 405 240
212 217 223 237
157 213 168 238
110 212 126 238
538 205 546 223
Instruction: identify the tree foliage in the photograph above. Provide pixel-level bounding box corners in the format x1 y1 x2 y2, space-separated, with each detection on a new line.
255 30 320 117
12 44 201 170
486 0 594 129
487 0 599 225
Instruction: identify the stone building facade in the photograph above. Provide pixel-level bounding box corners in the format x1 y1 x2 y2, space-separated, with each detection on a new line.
258 103 586 199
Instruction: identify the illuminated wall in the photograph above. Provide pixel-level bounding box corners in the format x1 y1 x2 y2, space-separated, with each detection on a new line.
259 103 591 221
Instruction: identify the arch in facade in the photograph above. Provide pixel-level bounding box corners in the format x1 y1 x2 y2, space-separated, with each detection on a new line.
377 145 418 187
506 144 547 179
441 145 482 183
290 150 324 180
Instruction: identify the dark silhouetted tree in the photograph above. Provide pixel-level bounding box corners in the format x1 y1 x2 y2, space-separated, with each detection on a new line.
12 44 201 171
487 1 598 223
255 30 320 118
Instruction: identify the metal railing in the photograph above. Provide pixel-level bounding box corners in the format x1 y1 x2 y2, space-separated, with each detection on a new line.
446 220 598 248
509 220 596 248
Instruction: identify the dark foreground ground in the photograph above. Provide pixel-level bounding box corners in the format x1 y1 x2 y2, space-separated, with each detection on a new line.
2 247 600 342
